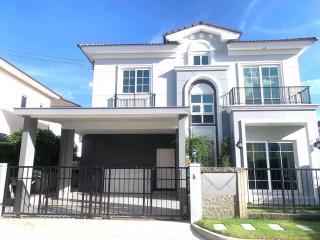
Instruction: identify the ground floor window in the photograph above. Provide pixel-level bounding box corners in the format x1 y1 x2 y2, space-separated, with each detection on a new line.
247 142 297 190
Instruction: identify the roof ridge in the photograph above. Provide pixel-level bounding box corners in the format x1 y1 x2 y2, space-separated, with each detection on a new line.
163 21 242 37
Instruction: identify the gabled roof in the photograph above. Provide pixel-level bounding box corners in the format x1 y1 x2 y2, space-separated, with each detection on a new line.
78 42 178 47
228 37 318 43
163 21 242 37
0 57 61 99
0 57 80 107
50 98 81 108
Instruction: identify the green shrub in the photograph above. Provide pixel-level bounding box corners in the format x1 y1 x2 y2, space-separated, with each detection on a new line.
218 138 231 167
0 129 67 166
0 142 20 165
186 135 212 166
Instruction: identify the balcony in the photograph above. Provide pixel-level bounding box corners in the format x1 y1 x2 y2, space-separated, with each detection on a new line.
113 93 156 107
221 86 311 107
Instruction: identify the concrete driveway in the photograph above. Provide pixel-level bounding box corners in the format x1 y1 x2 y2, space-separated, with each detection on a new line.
0 218 204 240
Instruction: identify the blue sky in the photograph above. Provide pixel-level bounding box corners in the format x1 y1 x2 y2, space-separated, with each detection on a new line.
0 0 319 118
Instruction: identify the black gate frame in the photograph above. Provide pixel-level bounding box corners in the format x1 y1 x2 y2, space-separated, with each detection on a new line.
2 166 189 219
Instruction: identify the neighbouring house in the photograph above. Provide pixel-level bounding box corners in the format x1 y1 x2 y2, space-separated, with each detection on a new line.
4 22 320 218
0 57 81 153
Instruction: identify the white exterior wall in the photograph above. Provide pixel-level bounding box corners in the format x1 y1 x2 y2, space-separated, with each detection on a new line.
91 33 307 108
231 110 320 168
0 67 60 135
87 27 318 169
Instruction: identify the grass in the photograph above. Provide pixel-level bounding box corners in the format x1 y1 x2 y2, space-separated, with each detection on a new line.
196 218 320 240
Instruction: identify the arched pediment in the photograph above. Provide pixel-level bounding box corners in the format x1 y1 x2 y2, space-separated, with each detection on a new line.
187 40 214 53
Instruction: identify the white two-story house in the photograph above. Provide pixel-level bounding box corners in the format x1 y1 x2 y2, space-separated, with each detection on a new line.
15 21 319 177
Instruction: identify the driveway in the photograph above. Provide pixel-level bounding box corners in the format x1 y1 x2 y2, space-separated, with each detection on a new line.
0 218 204 240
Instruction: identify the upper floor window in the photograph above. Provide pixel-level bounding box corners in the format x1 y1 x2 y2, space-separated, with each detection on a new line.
123 69 150 93
190 83 215 125
243 66 280 104
193 55 209 65
21 95 27 108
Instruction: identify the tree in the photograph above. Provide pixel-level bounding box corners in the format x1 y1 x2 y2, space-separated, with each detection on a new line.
0 129 77 166
186 135 212 166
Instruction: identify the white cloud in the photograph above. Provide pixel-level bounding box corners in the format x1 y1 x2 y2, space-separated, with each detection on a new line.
88 81 93 88
239 0 260 31
302 79 320 95
149 31 164 43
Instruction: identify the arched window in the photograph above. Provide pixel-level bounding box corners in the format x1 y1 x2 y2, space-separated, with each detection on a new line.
190 83 215 125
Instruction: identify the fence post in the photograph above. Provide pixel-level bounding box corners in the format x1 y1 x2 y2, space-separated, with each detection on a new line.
189 163 202 223
237 169 248 218
0 163 8 216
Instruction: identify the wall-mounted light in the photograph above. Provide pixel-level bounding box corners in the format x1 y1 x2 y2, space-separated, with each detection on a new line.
236 139 243 149
314 138 320 150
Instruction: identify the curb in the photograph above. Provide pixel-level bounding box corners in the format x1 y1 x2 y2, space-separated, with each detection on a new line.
191 223 245 240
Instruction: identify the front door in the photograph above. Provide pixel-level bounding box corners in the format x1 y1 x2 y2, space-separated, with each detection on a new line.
156 148 175 189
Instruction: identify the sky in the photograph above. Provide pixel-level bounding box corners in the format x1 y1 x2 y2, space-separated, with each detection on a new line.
0 0 319 118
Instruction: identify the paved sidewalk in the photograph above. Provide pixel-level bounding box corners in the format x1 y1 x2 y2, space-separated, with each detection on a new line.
0 218 204 240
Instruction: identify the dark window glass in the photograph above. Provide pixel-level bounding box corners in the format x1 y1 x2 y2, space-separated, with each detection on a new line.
21 96 27 108
191 115 202 123
192 105 200 112
203 95 213 103
204 105 213 112
194 56 201 65
191 95 201 103
202 55 209 65
203 115 214 123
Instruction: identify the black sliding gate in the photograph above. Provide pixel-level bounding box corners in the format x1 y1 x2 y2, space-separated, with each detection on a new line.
2 166 189 219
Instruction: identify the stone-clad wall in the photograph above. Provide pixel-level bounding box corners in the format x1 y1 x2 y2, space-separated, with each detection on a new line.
202 195 237 218
201 167 247 218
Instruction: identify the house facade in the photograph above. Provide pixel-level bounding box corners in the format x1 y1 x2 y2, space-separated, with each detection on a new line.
4 22 320 218
75 22 319 171
14 22 320 171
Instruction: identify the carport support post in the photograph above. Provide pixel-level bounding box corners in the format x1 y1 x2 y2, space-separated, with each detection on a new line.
15 117 38 214
0 163 8 216
177 115 188 216
58 129 75 199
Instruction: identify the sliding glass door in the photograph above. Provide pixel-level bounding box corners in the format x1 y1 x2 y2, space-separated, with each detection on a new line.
246 142 296 190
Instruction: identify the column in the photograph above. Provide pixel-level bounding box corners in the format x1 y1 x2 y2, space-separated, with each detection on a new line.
189 163 202 223
15 117 38 213
58 129 75 199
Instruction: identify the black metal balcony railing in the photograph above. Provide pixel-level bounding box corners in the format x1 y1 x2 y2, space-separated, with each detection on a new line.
113 93 156 107
221 86 311 107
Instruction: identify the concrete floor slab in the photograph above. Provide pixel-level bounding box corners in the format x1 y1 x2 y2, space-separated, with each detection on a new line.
0 218 204 240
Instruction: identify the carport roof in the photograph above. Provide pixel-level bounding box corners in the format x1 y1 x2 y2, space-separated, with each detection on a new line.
14 107 189 134
14 107 189 119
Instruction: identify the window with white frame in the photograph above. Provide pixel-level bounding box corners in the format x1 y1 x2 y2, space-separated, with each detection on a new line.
190 83 214 125
247 142 297 190
193 55 209 65
123 69 150 93
243 66 281 104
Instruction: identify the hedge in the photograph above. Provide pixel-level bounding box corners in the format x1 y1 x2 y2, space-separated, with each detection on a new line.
0 142 20 165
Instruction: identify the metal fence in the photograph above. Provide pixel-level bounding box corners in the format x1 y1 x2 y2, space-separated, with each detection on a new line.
245 168 320 213
221 86 311 107
2 166 189 218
